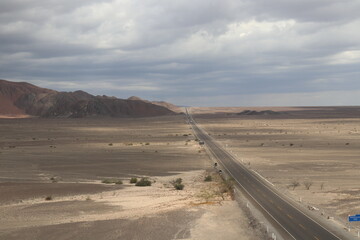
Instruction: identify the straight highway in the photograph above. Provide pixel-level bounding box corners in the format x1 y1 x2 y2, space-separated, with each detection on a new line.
186 108 345 240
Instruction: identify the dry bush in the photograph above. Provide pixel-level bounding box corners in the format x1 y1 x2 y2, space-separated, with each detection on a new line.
289 180 300 190
303 181 313 190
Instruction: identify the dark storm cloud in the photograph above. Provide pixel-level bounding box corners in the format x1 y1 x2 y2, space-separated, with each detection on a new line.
0 0 360 106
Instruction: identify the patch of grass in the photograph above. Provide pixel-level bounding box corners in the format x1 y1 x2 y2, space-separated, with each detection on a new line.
102 179 123 184
204 175 212 182
135 178 152 186
130 177 138 184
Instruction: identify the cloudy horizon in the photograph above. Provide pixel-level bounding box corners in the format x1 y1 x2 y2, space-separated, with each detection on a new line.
1 0 360 107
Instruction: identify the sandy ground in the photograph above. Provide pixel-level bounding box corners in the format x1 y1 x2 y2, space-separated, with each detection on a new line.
192 107 360 233
0 171 260 240
0 116 261 240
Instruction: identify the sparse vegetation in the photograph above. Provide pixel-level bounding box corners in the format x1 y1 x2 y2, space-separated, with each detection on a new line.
130 177 138 184
145 142 150 145
50 177 58 183
108 143 113 146
102 179 123 184
303 181 313 190
215 177 236 200
289 180 300 190
174 183 184 190
198 190 215 202
45 196 52 201
135 178 152 186
204 175 212 182
171 178 184 190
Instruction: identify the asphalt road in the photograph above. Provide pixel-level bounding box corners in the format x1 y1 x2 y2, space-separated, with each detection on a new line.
186 109 344 240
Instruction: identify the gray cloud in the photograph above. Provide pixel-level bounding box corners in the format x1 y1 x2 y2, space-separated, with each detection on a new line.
1 0 360 106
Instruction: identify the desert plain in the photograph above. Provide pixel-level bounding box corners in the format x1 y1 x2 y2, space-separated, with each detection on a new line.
1 106 360 240
0 115 262 240
192 106 360 232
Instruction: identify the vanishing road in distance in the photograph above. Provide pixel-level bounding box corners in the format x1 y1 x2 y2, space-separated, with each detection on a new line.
186 108 345 240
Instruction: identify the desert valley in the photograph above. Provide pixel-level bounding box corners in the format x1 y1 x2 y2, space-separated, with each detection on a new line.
1 80 360 239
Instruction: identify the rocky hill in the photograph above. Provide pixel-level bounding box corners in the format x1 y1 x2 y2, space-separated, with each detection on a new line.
0 79 175 118
127 96 182 113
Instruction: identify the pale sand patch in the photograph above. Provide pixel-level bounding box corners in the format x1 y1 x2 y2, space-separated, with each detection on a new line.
0 170 260 239
0 114 31 118
189 201 259 240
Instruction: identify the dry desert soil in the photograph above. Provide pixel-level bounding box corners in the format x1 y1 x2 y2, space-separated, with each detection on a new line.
0 115 262 240
192 106 360 233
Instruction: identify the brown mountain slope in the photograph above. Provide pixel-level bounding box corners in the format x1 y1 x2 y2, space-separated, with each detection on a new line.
0 80 175 118
127 96 182 113
0 79 55 116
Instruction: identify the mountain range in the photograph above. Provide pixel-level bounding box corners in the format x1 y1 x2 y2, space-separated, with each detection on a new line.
0 79 180 118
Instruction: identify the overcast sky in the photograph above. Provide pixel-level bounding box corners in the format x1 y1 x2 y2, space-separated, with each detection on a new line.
1 0 360 106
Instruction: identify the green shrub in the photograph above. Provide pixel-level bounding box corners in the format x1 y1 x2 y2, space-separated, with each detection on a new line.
204 175 212 182
171 178 184 190
102 179 113 184
130 177 138 184
102 179 123 184
171 178 182 185
135 178 152 186
174 183 184 190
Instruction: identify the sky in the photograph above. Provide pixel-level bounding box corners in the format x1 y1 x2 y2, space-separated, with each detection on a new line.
1 0 360 106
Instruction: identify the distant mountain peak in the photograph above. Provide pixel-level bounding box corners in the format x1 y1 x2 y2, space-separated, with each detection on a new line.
127 96 144 101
